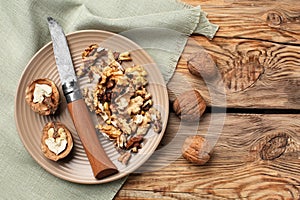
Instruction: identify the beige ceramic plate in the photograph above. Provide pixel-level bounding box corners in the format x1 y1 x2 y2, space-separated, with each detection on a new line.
15 30 169 184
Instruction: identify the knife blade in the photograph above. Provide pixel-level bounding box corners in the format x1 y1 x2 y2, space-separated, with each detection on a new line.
47 17 118 179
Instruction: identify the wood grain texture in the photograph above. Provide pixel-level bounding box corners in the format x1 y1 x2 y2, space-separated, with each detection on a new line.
167 0 300 109
182 0 300 44
115 0 300 199
168 36 300 109
115 113 300 200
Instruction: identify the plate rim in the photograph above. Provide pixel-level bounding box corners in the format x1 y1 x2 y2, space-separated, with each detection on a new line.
14 29 169 184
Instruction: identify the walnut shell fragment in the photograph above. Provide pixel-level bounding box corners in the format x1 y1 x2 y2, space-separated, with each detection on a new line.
173 90 206 121
25 78 60 115
187 51 217 81
41 121 73 161
182 135 211 165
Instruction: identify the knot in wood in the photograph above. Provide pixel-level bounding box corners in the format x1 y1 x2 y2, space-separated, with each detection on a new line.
260 133 288 160
266 11 284 27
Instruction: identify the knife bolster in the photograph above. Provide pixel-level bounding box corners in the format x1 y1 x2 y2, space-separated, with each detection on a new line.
62 81 82 103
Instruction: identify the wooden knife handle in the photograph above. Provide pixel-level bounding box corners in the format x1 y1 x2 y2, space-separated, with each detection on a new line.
67 99 118 179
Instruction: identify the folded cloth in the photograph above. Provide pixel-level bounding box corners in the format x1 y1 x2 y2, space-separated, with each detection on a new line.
0 0 218 199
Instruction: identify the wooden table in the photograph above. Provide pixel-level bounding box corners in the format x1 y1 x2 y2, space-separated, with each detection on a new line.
116 0 300 199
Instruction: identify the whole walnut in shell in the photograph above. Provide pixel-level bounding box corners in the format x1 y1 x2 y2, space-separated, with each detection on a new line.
187 51 217 81
173 90 206 121
25 78 60 115
41 121 73 161
182 135 211 165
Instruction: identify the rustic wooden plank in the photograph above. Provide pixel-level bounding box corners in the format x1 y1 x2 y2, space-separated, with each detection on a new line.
182 0 300 44
167 36 300 109
116 189 219 200
115 1 300 199
115 113 300 199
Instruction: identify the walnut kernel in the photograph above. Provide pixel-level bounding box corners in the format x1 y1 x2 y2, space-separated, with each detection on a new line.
41 121 73 161
25 78 60 115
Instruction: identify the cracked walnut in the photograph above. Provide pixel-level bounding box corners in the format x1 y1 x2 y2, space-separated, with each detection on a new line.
79 44 163 165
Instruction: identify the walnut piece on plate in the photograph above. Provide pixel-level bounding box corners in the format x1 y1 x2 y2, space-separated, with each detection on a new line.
25 78 60 115
41 121 73 161
79 45 164 165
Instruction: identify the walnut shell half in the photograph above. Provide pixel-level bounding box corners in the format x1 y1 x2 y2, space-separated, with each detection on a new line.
173 90 206 121
25 78 60 115
41 121 73 161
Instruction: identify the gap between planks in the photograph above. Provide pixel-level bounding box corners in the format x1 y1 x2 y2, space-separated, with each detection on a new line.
205 107 300 114
202 35 300 48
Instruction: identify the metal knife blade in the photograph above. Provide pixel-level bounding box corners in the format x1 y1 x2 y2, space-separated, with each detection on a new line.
47 17 76 86
47 17 118 179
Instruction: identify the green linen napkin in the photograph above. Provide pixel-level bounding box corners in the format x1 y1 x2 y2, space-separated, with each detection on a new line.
0 0 217 199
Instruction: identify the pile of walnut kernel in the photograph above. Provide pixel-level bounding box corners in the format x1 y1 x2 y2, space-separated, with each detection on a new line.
77 44 162 165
